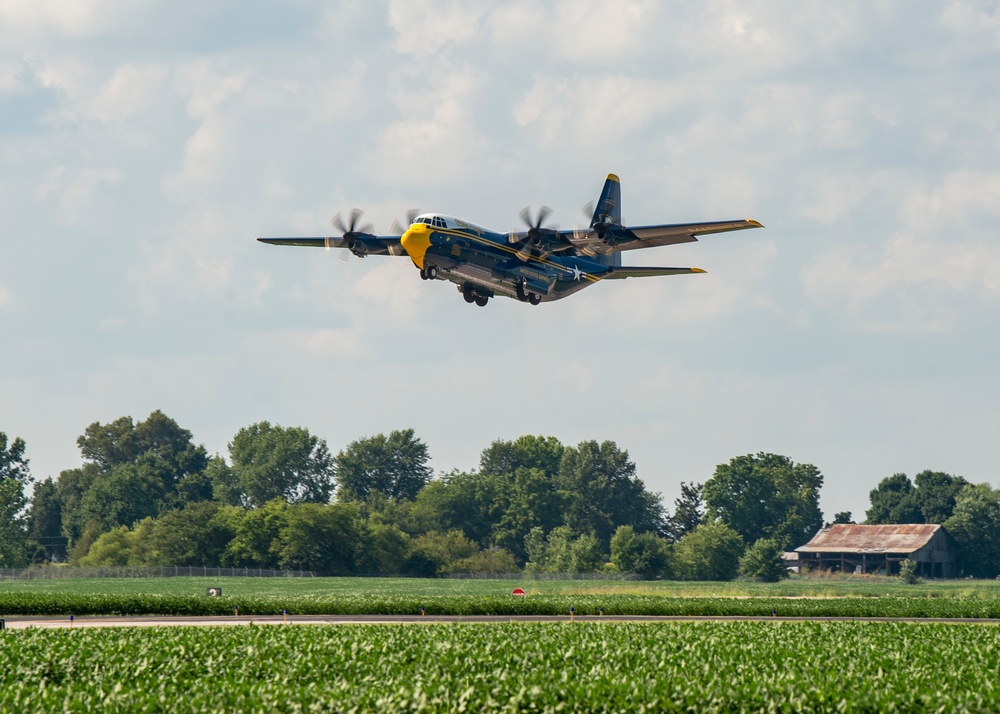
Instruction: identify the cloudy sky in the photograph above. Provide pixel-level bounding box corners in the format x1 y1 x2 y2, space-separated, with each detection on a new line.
2 0 998 520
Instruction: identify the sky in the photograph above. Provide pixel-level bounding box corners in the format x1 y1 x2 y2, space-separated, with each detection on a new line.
2 0 999 522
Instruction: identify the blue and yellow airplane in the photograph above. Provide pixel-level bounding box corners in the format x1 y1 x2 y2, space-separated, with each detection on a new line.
258 174 762 307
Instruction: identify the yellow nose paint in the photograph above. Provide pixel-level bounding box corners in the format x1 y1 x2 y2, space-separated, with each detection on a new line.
400 224 432 268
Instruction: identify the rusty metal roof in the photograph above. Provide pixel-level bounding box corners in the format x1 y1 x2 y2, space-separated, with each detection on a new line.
795 524 942 554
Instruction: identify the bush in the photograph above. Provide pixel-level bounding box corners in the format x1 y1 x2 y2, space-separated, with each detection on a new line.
739 539 788 582
899 559 918 584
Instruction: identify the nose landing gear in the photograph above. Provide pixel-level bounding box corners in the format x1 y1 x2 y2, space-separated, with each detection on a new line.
419 265 438 280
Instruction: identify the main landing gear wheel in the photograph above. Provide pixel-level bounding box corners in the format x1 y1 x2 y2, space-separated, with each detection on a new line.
474 295 489 307
515 279 528 302
528 293 541 305
462 284 476 303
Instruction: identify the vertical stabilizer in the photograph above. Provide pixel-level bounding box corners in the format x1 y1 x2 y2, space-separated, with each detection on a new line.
590 173 622 227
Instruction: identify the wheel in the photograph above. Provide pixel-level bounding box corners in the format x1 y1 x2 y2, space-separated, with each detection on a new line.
419 268 428 280
515 279 528 302
462 284 476 303
474 295 489 307
426 265 438 280
528 293 541 305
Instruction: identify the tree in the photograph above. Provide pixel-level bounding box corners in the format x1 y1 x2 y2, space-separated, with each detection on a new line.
450 548 519 574
672 521 744 581
145 501 233 566
943 484 1000 578
556 440 664 547
490 467 565 560
271 502 362 575
410 529 479 575
866 473 920 524
0 432 30 483
832 511 854 524
738 538 788 582
229 422 334 506
866 471 968 525
610 525 669 577
703 453 823 550
667 482 704 541
335 429 432 502
218 499 289 569
0 431 31 567
480 436 565 480
28 477 65 562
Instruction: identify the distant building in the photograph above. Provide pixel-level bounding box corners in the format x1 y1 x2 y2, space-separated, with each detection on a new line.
795 524 955 578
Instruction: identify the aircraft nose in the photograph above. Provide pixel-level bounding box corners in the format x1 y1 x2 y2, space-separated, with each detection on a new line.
400 224 432 268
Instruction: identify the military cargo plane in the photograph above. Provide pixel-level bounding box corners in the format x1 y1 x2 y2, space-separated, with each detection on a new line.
258 174 762 307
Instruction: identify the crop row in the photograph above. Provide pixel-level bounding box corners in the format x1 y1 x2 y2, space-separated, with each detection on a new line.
6 592 1000 617
3 621 1000 711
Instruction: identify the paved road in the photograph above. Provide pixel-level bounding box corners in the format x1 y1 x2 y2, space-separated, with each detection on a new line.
5 614 1000 629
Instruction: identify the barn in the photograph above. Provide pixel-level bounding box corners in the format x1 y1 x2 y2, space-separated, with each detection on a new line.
795 524 955 578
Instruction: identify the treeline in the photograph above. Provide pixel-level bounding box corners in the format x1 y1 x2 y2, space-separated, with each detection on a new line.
4 411 992 579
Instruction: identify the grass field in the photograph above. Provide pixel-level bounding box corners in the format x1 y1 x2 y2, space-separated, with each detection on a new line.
3 573 1000 599
3 621 1000 711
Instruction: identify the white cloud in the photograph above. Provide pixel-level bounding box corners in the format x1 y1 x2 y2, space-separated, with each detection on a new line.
388 0 491 58
78 63 169 123
371 64 488 185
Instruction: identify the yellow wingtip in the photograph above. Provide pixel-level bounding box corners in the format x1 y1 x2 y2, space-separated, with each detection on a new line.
607 173 620 182
747 219 763 228
691 268 706 273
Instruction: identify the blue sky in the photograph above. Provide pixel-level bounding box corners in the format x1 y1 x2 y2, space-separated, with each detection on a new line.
2 1 998 521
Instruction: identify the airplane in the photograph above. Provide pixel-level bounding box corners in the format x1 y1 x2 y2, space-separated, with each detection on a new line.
257 174 762 307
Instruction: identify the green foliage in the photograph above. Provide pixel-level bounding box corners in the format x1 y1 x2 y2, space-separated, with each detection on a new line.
899 558 919 584
0 431 31 567
943 483 1000 578
556 440 664 546
673 521 744 581
667 481 704 541
866 471 968 525
610 525 669 577
833 511 853 524
738 538 788 582
411 529 480 575
703 452 823 550
229 422 334 506
27 477 63 562
0 432 30 484
450 547 520 574
334 429 431 502
271 502 362 575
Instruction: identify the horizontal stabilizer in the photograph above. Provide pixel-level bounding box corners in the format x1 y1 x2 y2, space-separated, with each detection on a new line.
602 266 705 280
258 237 334 247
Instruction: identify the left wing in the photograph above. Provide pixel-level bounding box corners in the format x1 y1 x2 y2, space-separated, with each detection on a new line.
257 236 405 256
600 266 706 280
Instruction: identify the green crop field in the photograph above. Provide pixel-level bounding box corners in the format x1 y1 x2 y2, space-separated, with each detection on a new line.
5 575 1000 618
2 621 1000 711
3 573 1000 599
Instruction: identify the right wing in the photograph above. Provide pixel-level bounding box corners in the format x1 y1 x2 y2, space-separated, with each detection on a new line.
601 266 706 280
257 236 406 256
618 219 763 251
566 218 762 253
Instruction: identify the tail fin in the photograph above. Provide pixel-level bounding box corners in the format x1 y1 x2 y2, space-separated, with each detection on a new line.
590 173 621 227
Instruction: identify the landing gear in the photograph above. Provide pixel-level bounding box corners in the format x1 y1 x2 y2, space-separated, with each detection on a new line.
515 278 541 305
419 265 438 280
461 283 490 307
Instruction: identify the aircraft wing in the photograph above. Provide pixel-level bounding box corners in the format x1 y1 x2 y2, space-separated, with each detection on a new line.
601 266 706 280
257 236 405 256
617 219 762 251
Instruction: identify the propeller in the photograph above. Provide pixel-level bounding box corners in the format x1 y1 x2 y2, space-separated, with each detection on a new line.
389 208 421 237
329 208 375 263
510 206 558 261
